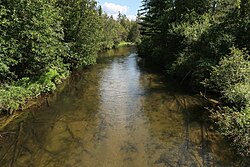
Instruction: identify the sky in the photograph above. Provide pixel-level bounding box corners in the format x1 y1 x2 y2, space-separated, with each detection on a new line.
97 0 142 20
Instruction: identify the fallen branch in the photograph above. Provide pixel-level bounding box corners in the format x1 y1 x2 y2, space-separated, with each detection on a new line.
200 91 220 106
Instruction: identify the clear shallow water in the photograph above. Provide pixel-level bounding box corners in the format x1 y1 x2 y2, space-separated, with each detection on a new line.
0 47 240 167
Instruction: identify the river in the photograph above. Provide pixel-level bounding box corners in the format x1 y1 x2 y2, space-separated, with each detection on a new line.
0 47 241 166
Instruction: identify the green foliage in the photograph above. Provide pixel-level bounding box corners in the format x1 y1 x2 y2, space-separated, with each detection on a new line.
168 12 213 79
224 84 250 107
127 21 141 44
38 69 60 93
0 0 139 115
137 37 153 58
117 41 134 47
0 0 69 114
0 67 68 114
208 48 250 90
171 12 213 43
99 15 122 49
198 25 236 62
0 85 29 114
1 0 66 78
211 107 250 156
208 48 250 107
139 0 250 156
57 0 101 68
99 13 139 50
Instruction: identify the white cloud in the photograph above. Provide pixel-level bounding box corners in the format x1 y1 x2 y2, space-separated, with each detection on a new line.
101 2 136 20
102 2 128 14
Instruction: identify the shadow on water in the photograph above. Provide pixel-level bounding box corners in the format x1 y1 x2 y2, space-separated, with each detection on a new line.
0 47 248 167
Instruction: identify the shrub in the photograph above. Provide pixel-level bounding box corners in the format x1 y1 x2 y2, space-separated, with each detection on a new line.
224 83 250 107
168 50 194 77
197 15 237 62
171 12 212 44
207 48 250 156
0 68 68 114
0 85 29 114
38 68 67 93
207 48 250 107
211 107 250 156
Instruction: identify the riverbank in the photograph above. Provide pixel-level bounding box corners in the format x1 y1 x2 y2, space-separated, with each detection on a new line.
138 0 250 157
0 68 69 114
0 46 136 131
142 55 250 158
0 47 242 166
0 0 140 120
0 69 70 131
117 41 135 48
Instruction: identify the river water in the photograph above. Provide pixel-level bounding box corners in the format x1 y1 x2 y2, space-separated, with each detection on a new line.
0 47 240 166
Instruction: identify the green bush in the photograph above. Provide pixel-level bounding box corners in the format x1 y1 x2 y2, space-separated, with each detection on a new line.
165 12 213 82
38 68 68 93
171 12 212 44
211 107 250 156
207 48 250 156
207 48 250 107
0 86 29 114
224 83 250 107
27 83 42 97
0 68 68 114
168 50 194 76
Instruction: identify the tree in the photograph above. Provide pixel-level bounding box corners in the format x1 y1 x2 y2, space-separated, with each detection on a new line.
0 0 66 79
57 0 102 68
127 21 141 44
138 0 250 157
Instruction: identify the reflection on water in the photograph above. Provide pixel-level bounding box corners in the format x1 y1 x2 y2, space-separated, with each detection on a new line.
0 47 242 167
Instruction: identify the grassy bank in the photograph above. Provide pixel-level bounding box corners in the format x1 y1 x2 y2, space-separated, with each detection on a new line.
0 68 69 115
117 41 135 48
